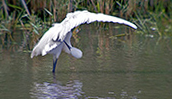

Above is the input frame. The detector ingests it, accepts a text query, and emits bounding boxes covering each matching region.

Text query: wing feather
[55,10,137,41]
[31,24,62,58]
[31,10,137,58]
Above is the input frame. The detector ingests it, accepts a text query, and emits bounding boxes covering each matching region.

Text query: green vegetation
[0,0,172,50]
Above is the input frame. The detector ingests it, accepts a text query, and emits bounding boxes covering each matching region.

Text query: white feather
[31,10,137,59]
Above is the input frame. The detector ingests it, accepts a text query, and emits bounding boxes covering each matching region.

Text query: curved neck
[63,40,71,50]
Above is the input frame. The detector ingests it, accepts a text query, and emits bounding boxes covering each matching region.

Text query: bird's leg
[52,57,58,73]
[64,40,71,50]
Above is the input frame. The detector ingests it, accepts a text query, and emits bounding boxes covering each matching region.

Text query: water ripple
[30,80,84,99]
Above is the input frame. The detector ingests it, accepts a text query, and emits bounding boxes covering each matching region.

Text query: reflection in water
[0,25,172,99]
[30,79,83,99]
[30,78,141,99]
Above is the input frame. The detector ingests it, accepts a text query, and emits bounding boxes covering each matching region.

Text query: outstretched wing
[31,24,63,58]
[31,10,137,58]
[53,10,137,41]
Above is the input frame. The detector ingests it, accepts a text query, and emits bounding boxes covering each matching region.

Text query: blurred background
[1,0,171,50]
[0,0,172,99]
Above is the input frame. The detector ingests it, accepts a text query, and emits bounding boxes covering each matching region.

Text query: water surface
[0,24,172,99]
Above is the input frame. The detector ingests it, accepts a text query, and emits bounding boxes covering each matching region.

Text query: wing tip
[30,46,42,58]
[132,24,137,29]
[30,51,34,58]
[30,49,37,58]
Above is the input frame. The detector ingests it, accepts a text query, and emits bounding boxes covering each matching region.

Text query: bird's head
[71,47,82,59]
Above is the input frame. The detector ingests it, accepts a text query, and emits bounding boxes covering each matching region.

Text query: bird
[31,10,137,73]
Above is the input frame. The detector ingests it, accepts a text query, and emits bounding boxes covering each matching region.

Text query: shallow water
[0,24,172,99]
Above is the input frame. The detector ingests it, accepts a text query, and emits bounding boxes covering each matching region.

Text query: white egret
[31,10,137,73]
